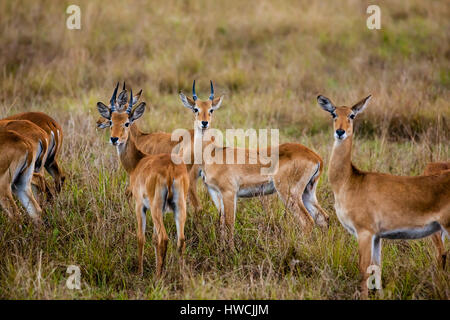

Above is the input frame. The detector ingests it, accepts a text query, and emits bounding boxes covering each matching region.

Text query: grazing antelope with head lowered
[423,162,450,269]
[0,119,50,200]
[317,94,450,298]
[96,83,202,213]
[4,112,65,193]
[97,84,189,277]
[179,81,329,247]
[0,127,42,225]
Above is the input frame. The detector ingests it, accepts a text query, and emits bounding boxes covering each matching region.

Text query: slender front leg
[357,230,375,299]
[222,191,237,250]
[135,201,146,276]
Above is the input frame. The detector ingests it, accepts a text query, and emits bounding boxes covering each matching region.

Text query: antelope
[0,119,50,199]
[0,126,42,225]
[4,112,65,193]
[96,83,202,213]
[179,81,329,248]
[96,84,189,277]
[423,162,450,269]
[317,94,450,298]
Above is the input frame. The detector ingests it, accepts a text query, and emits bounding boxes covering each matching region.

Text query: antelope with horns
[0,126,42,225]
[317,94,450,298]
[0,119,50,200]
[4,112,65,193]
[423,161,450,269]
[97,84,189,277]
[179,81,329,247]
[97,82,202,214]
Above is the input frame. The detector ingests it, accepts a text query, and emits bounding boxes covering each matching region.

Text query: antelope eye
[209,109,214,114]
[124,122,130,127]
[109,120,112,125]
[193,108,199,113]
[331,113,337,119]
[349,114,355,120]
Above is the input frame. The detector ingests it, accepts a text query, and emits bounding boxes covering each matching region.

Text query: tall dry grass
[0,0,448,299]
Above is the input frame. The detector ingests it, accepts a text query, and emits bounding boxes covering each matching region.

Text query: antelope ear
[96,117,111,129]
[352,95,372,114]
[97,102,111,119]
[317,95,336,114]
[211,95,224,110]
[129,102,146,122]
[179,92,195,109]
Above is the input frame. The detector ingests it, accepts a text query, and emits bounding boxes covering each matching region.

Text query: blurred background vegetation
[0,0,448,299]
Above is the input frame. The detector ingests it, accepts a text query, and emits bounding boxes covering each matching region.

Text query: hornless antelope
[423,162,450,269]
[4,112,65,193]
[317,94,450,298]
[179,81,329,247]
[97,83,202,213]
[0,119,50,199]
[97,84,189,277]
[0,127,42,224]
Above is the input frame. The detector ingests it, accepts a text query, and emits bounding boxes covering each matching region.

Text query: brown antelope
[0,127,42,224]
[179,81,329,247]
[317,94,450,298]
[97,83,202,213]
[97,84,189,277]
[0,119,50,199]
[4,112,65,193]
[423,162,450,269]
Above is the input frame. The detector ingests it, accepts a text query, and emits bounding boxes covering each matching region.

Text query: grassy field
[0,0,448,299]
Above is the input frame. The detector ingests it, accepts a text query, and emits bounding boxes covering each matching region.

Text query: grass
[0,0,448,299]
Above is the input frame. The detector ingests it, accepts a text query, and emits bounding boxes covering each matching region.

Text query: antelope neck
[117,130,146,174]
[194,126,214,166]
[329,135,354,191]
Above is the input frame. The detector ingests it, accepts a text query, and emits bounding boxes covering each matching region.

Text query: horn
[132,89,142,105]
[192,80,198,101]
[209,80,214,100]
[126,88,133,114]
[110,82,119,112]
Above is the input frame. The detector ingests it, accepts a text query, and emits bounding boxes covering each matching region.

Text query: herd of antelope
[0,81,448,298]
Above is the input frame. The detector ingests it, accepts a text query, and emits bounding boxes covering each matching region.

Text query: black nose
[110,137,119,144]
[336,129,345,137]
[201,121,209,128]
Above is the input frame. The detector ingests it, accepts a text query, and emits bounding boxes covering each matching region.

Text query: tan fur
[0,127,42,224]
[318,95,450,299]
[0,119,53,201]
[99,97,189,277]
[180,88,329,248]
[4,112,65,193]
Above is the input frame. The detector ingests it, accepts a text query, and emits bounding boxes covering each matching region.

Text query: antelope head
[179,80,224,133]
[96,82,142,129]
[317,94,372,141]
[97,83,146,146]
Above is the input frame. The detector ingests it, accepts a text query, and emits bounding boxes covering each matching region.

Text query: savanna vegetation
[0,0,448,299]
